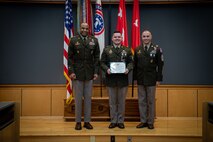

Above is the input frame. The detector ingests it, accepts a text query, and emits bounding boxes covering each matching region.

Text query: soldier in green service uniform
[134,30,164,129]
[101,31,133,129]
[68,23,100,130]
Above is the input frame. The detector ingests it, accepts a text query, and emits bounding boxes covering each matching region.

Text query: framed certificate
[110,62,126,73]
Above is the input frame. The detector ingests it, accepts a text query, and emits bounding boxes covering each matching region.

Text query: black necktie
[144,46,148,51]
[115,46,118,50]
[83,37,86,44]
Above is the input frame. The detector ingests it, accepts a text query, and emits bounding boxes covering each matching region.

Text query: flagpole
[100,70,103,97]
[132,71,134,97]
[64,0,74,104]
[131,0,141,98]
[94,0,105,97]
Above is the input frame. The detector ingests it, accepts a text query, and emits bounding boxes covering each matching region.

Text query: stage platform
[20,116,202,142]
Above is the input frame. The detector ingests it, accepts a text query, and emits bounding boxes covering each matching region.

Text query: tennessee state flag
[94,0,105,56]
[116,0,128,46]
[131,0,141,52]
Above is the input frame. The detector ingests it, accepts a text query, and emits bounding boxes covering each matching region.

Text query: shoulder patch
[160,48,163,53]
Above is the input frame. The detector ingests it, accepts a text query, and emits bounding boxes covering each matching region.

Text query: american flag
[64,0,74,104]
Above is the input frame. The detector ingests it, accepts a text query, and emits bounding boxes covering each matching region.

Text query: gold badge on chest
[89,39,95,45]
[137,50,141,54]
[75,41,80,46]
[109,49,112,54]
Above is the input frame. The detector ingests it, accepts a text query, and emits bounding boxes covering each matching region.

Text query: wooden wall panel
[156,89,168,117]
[197,89,213,117]
[0,88,22,102]
[168,89,197,117]
[22,88,51,116]
[127,86,138,98]
[0,85,213,117]
[0,88,22,114]
[93,86,108,98]
[93,86,138,98]
[52,89,66,116]
[93,86,101,97]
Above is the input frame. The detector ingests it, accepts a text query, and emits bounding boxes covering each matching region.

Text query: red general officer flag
[116,0,128,46]
[131,0,141,52]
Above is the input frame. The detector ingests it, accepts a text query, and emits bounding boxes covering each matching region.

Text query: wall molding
[0,0,212,5]
[1,84,213,117]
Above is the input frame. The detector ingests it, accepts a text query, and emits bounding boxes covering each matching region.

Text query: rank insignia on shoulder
[75,42,80,46]
[160,48,163,53]
[161,55,164,61]
[137,50,141,54]
[121,50,127,55]
[153,44,158,49]
[89,41,95,45]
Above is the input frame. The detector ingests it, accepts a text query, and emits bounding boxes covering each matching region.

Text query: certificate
[110,62,126,73]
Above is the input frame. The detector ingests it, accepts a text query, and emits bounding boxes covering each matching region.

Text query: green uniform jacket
[134,43,164,86]
[101,45,133,87]
[68,34,100,81]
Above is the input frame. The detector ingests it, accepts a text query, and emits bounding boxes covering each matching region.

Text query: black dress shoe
[148,124,154,129]
[83,122,93,129]
[75,122,82,130]
[108,123,117,129]
[117,123,125,129]
[136,122,148,128]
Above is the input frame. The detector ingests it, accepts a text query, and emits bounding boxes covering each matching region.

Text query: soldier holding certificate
[101,31,133,129]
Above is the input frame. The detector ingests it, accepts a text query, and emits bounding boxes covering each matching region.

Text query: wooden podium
[64,97,140,121]
[0,102,19,142]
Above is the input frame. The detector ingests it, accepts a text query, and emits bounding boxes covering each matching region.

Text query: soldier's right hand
[107,69,111,75]
[70,73,76,80]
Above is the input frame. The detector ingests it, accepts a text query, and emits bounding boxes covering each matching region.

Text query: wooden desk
[64,98,140,121]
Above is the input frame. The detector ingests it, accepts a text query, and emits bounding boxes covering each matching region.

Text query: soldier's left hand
[124,69,129,74]
[93,74,98,80]
[156,81,160,86]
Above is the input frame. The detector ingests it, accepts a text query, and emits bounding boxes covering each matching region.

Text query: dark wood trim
[0,84,213,88]
[64,98,140,121]
[0,0,213,5]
